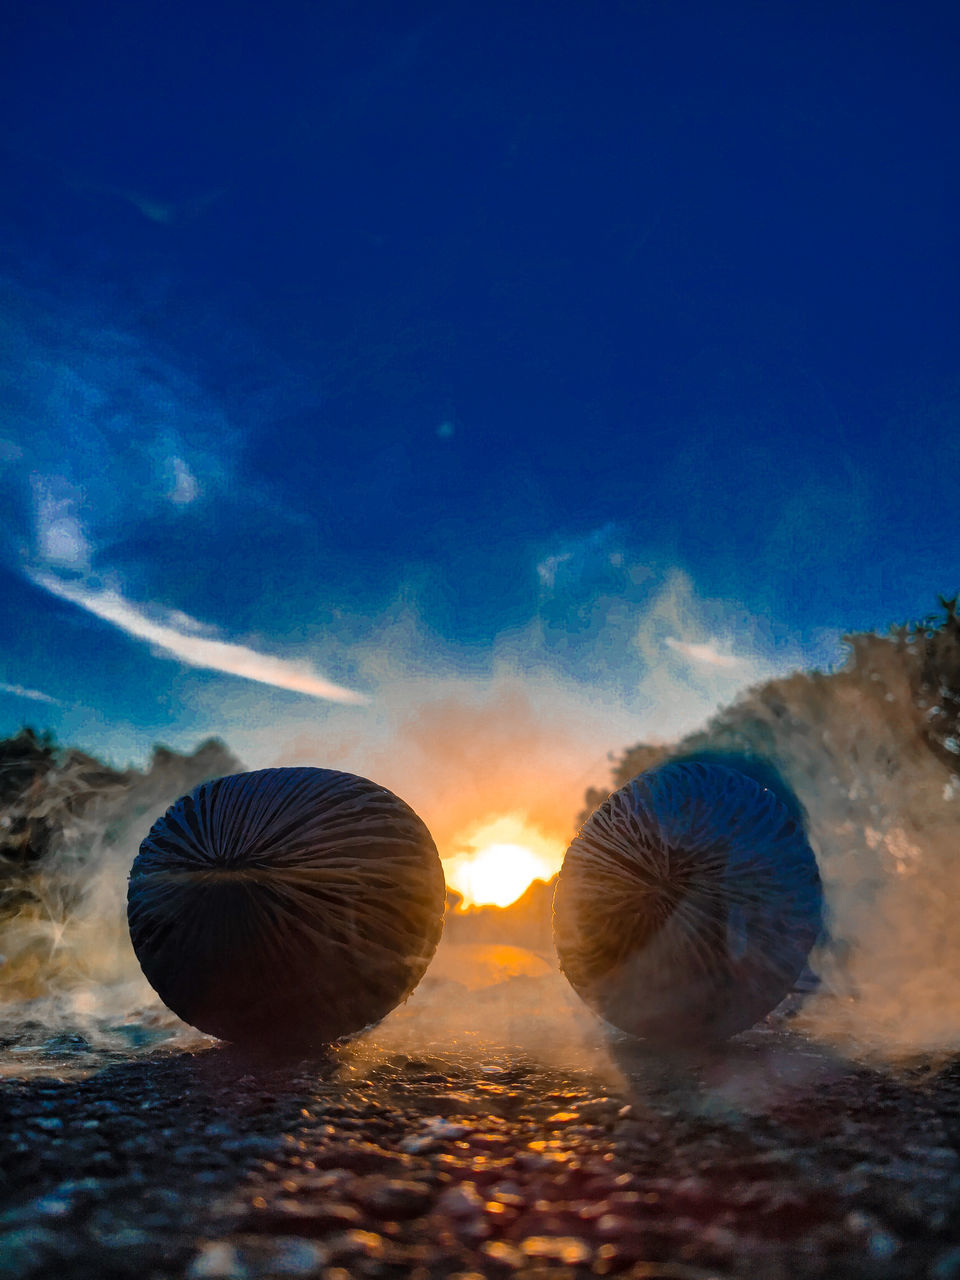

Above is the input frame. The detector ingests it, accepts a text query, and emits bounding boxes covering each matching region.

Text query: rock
[520,1235,593,1264]
[260,1238,328,1275]
[186,1242,250,1279]
[931,1246,960,1280]
[350,1178,434,1218]
[0,1227,76,1278]
[242,1199,362,1235]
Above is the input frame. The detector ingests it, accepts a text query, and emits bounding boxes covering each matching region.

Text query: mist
[3,591,959,1077]
[0,567,798,1067]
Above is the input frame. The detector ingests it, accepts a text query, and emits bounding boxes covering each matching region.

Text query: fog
[1,584,959,1075]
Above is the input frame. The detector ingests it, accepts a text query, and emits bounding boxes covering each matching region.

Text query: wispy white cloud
[0,679,64,706]
[32,477,92,570]
[167,456,200,505]
[30,572,368,705]
[1,285,241,575]
[536,551,572,589]
[664,635,749,670]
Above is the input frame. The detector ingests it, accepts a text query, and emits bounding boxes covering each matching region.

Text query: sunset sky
[1,1,957,859]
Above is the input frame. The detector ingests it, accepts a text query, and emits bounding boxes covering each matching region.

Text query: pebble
[481,1239,525,1268]
[262,1238,328,1275]
[243,1199,362,1235]
[931,1246,960,1280]
[324,1229,386,1262]
[350,1177,434,1218]
[186,1242,250,1279]
[521,1235,593,1264]
[28,1195,72,1218]
[414,1091,477,1116]
[0,1227,76,1278]
[437,1183,485,1217]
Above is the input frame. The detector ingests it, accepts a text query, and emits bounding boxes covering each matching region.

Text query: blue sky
[0,0,957,838]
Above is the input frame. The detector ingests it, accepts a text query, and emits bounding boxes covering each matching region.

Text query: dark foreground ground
[2,1011,960,1280]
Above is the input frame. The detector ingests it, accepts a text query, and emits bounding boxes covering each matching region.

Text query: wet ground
[2,1005,960,1280]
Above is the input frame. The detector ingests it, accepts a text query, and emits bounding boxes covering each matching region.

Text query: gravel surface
[2,1013,960,1280]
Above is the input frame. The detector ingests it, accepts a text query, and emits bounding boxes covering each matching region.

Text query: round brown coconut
[128,767,446,1046]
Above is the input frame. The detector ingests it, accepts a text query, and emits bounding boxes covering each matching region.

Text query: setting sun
[458,843,550,908]
[444,816,565,908]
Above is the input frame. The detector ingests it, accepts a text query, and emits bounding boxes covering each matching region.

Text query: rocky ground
[2,1008,960,1280]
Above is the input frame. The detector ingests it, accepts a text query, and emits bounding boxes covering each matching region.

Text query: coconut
[128,767,445,1046]
[553,759,823,1044]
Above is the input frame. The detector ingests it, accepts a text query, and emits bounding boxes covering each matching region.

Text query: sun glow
[444,816,565,908]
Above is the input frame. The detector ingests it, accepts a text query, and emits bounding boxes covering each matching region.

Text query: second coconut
[553,758,823,1045]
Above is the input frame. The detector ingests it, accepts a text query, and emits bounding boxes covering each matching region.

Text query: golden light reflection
[426,942,553,989]
[444,815,565,908]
